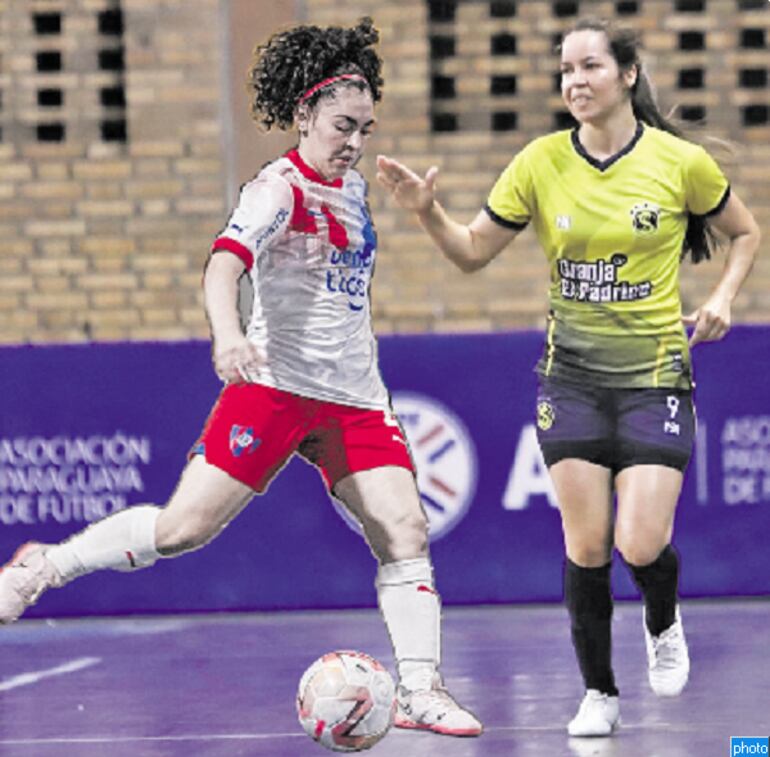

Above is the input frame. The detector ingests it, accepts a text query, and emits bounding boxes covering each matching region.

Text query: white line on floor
[0,722,698,747]
[0,734,306,745]
[0,656,101,692]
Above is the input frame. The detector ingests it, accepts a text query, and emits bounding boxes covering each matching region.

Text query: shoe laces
[405,684,459,720]
[578,690,607,714]
[651,624,685,668]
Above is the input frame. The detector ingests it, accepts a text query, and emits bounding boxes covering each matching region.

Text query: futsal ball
[296,650,397,752]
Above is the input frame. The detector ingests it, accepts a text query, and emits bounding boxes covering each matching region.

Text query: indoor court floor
[1,601,767,757]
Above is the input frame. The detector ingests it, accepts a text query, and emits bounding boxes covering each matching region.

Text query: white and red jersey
[211,149,389,410]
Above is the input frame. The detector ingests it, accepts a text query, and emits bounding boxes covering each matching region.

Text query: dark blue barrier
[1,326,768,617]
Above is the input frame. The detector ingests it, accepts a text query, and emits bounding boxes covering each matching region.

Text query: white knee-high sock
[45,505,161,583]
[377,557,441,691]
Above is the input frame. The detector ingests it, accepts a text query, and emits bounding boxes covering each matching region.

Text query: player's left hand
[682,294,731,347]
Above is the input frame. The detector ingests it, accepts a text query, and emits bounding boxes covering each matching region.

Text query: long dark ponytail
[564,18,721,263]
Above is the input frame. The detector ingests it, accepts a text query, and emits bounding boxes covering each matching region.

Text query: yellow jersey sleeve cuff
[704,185,731,217]
[484,203,529,231]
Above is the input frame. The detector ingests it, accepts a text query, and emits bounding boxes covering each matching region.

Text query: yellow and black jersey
[486,122,729,389]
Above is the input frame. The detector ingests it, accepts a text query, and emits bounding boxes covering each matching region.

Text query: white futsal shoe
[0,543,62,624]
[567,689,620,737]
[644,606,690,697]
[395,673,483,736]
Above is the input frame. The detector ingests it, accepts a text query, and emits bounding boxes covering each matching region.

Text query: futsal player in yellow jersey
[378,17,760,738]
[487,123,729,390]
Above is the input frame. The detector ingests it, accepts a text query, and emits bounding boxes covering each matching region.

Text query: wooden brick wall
[353,0,770,333]
[0,0,224,343]
[1,0,767,343]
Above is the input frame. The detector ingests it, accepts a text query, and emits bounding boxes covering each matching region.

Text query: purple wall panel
[1,327,768,617]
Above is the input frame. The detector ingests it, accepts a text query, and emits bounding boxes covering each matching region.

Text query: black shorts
[535,376,695,473]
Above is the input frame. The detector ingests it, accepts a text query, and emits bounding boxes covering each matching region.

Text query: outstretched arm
[683,192,761,347]
[376,155,519,273]
[203,252,264,383]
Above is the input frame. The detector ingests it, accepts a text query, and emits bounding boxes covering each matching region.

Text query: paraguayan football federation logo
[392,392,478,542]
[629,202,661,235]
[330,393,477,542]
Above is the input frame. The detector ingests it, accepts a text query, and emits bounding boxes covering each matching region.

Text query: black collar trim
[571,121,644,172]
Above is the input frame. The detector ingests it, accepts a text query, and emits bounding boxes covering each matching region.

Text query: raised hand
[376,155,439,213]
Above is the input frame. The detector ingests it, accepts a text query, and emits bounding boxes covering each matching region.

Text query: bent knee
[371,513,428,562]
[564,531,612,567]
[616,542,667,567]
[614,528,669,566]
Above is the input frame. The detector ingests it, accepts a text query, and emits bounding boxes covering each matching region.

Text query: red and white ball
[297,650,396,752]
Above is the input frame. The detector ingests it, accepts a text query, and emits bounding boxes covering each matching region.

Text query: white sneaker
[644,606,689,696]
[567,689,620,737]
[0,543,62,624]
[395,674,482,736]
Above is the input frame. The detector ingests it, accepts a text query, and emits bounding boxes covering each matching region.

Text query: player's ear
[295,104,310,138]
[624,63,639,92]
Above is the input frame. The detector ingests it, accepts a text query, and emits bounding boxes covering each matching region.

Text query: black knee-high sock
[565,559,618,696]
[626,545,680,636]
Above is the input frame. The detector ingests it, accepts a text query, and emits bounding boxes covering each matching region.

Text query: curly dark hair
[248,17,384,132]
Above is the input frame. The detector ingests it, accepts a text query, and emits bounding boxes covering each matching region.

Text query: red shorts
[192,383,414,492]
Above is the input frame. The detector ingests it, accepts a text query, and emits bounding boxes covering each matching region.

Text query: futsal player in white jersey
[0,18,481,737]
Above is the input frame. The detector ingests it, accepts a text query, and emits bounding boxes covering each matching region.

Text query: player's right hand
[213,335,264,384]
[376,155,438,214]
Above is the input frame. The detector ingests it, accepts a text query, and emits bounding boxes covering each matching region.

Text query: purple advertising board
[1,326,768,618]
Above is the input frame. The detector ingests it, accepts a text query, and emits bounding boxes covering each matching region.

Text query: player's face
[560,30,636,125]
[299,88,376,181]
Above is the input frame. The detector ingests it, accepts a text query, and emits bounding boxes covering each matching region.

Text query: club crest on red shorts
[229,425,261,457]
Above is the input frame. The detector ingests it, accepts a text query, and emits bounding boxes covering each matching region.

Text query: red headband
[297,74,367,105]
